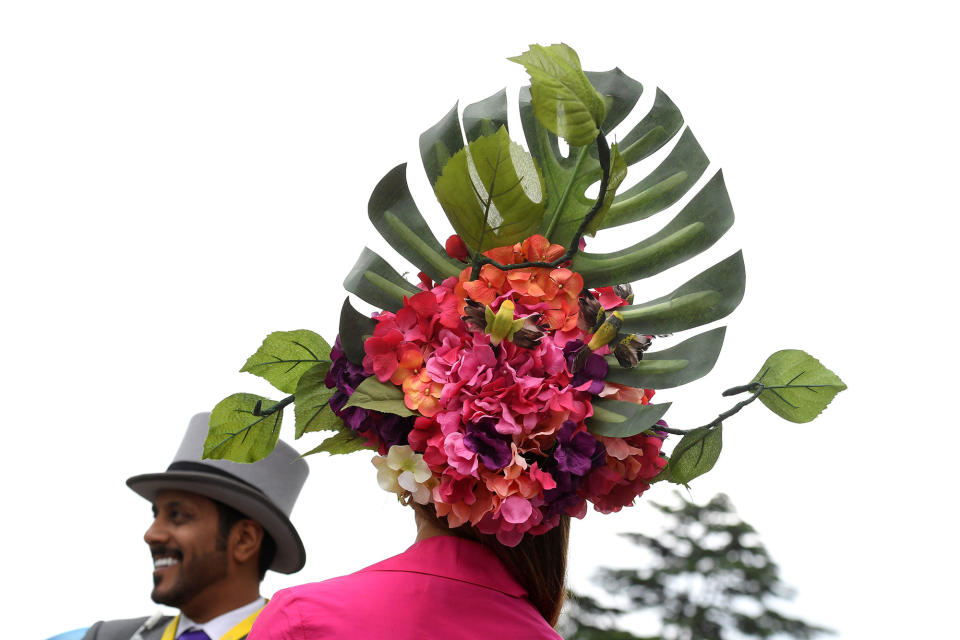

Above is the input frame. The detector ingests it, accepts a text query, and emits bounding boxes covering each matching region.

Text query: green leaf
[751,350,847,423]
[338,297,375,365]
[419,103,464,186]
[589,128,709,231]
[433,126,546,252]
[605,327,726,389]
[618,252,746,335]
[659,425,722,485]
[345,376,417,417]
[343,247,421,312]
[205,393,283,463]
[523,80,687,247]
[463,88,509,142]
[546,128,710,245]
[583,142,628,236]
[241,330,331,394]
[293,363,341,438]
[587,398,671,438]
[368,164,464,282]
[509,43,606,147]
[301,427,370,457]
[573,171,735,287]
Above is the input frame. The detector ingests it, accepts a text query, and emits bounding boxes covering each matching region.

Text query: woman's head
[413,503,570,626]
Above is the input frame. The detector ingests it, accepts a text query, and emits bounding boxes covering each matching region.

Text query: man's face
[144,490,229,610]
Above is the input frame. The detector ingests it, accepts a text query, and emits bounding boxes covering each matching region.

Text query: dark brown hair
[414,503,570,626]
[214,501,277,580]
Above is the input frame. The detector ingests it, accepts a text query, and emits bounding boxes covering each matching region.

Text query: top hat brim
[127,469,306,574]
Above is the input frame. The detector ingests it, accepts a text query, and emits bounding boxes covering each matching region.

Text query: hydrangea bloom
[326,234,668,545]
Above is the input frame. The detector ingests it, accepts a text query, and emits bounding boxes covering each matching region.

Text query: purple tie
[178,630,211,640]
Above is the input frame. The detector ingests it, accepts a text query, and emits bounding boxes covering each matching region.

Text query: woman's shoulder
[250,540,562,639]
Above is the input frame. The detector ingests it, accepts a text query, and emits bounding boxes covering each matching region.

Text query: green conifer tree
[561,493,832,640]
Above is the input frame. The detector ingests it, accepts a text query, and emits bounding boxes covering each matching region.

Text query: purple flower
[326,337,367,396]
[540,423,606,520]
[327,335,414,448]
[562,340,608,394]
[373,413,412,449]
[554,420,604,475]
[464,418,513,470]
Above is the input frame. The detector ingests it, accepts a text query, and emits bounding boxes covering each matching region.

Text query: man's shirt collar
[176,597,266,640]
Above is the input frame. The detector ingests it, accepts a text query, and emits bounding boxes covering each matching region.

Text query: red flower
[362,325,404,382]
[445,235,469,261]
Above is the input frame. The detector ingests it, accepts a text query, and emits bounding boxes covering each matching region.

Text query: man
[83,413,309,640]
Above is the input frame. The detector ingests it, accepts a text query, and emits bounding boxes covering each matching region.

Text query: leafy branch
[655,350,846,485]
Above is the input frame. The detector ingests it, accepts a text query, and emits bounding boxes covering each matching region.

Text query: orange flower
[485,242,524,266]
[521,235,564,262]
[402,369,443,417]
[459,263,507,306]
[389,342,424,386]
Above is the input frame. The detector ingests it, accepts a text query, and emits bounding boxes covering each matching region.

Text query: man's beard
[150,546,229,609]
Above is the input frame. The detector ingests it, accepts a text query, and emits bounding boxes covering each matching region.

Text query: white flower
[371,445,434,505]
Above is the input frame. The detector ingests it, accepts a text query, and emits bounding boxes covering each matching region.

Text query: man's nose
[144,517,166,545]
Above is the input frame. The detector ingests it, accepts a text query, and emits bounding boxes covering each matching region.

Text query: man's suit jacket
[82,616,172,640]
[81,615,256,640]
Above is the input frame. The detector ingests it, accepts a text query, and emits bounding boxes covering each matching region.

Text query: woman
[249,505,568,639]
[246,240,666,639]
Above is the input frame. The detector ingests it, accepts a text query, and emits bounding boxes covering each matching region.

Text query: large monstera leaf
[344,51,744,439]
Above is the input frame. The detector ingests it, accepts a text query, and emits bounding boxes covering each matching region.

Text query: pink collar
[358,535,527,598]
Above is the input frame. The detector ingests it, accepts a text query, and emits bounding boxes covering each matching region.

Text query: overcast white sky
[3,2,957,638]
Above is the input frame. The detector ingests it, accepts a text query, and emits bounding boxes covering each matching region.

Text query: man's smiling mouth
[152,550,183,570]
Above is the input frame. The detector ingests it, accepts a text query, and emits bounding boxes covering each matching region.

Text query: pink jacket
[249,535,562,639]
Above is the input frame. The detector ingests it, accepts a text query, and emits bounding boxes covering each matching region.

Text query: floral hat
[202,44,845,546]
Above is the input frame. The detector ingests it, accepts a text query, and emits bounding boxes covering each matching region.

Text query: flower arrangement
[202,44,845,546]
[329,233,669,545]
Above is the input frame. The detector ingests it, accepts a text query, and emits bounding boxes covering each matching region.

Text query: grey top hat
[127,413,309,574]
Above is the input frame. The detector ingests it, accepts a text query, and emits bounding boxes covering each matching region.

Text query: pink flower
[443,432,479,476]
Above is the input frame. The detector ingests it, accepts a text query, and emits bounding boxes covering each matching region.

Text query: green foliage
[420,104,463,187]
[572,171,735,286]
[605,327,726,390]
[752,350,847,423]
[463,88,508,141]
[345,376,417,417]
[525,85,702,248]
[657,426,722,485]
[205,393,282,463]
[241,330,331,394]
[343,247,421,312]
[587,398,671,438]
[561,493,833,640]
[338,297,376,365]
[434,126,546,252]
[301,426,370,457]
[617,252,746,335]
[368,164,464,282]
[583,143,627,237]
[509,43,606,147]
[293,363,341,438]
[357,44,741,388]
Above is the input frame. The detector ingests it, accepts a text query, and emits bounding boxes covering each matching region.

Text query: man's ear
[230,520,264,565]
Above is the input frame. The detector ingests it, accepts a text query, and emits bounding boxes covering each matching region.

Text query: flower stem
[253,394,295,417]
[658,385,765,436]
